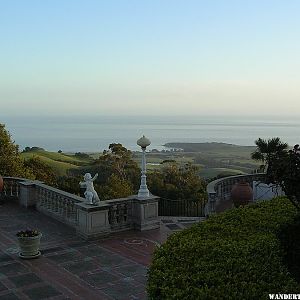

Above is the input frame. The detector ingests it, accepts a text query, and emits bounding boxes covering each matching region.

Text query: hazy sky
[1,0,300,116]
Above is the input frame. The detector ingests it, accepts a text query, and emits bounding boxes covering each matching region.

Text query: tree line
[0,124,207,204]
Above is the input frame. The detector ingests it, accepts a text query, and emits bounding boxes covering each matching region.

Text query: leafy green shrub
[148,197,299,299]
[279,216,300,283]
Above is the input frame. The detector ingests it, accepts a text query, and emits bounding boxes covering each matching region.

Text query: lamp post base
[138,188,150,198]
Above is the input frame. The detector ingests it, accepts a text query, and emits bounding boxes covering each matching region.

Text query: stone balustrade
[106,197,132,231]
[1,177,25,200]
[205,173,266,216]
[36,183,84,227]
[1,177,160,240]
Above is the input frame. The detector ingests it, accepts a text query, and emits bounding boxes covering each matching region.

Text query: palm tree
[251,137,289,172]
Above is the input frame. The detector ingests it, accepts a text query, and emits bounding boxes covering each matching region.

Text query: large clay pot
[0,175,3,192]
[231,182,253,207]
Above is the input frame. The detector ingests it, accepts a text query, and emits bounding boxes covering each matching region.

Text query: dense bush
[148,197,300,299]
[280,216,300,283]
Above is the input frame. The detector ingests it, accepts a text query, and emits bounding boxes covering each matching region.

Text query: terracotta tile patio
[0,203,203,299]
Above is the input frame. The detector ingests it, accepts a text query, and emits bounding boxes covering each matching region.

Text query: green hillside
[20,143,259,179]
[21,150,91,176]
[199,167,246,178]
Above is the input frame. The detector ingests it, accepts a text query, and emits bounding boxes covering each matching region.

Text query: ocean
[1,115,299,152]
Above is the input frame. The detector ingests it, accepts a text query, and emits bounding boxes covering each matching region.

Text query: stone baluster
[122,203,128,223]
[69,200,75,221]
[43,190,47,209]
[58,196,63,215]
[63,199,68,218]
[39,188,43,207]
[43,190,48,209]
[50,192,55,212]
[118,204,125,224]
[65,199,70,219]
[208,192,216,214]
[46,190,51,210]
[72,201,78,223]
[9,180,13,196]
[109,205,117,225]
[54,194,59,213]
[42,189,47,207]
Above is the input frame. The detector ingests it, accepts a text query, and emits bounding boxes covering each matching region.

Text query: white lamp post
[137,135,151,198]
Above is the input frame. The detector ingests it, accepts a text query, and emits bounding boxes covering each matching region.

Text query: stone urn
[17,232,42,259]
[0,175,3,192]
[231,181,253,207]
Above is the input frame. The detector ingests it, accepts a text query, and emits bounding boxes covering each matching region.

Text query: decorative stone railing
[1,177,25,200]
[106,197,132,232]
[1,177,160,240]
[35,183,84,227]
[205,173,266,215]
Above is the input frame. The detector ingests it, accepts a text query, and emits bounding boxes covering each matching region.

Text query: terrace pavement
[0,203,203,300]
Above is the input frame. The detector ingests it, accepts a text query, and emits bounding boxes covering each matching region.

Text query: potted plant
[16,229,42,259]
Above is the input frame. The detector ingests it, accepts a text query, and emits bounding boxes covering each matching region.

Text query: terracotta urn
[231,181,253,207]
[0,175,3,192]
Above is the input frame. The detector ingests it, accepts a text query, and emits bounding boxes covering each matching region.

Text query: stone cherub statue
[79,173,100,205]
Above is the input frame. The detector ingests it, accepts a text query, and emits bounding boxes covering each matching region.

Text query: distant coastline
[163,142,256,152]
[1,115,299,152]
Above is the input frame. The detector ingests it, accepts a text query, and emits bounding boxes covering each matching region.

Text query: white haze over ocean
[1,115,299,153]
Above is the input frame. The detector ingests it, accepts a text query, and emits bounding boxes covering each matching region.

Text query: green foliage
[57,175,82,195]
[75,152,91,159]
[90,143,139,186]
[148,162,206,202]
[251,137,288,171]
[252,137,300,210]
[24,156,57,186]
[280,216,300,283]
[277,145,300,209]
[21,150,92,176]
[161,159,176,164]
[23,146,45,152]
[264,144,300,210]
[72,143,140,200]
[97,174,133,200]
[0,124,31,178]
[148,197,299,299]
[16,229,40,237]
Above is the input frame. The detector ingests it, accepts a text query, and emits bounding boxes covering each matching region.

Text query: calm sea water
[1,115,300,152]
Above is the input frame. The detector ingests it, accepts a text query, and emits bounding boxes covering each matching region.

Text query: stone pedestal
[206,192,216,216]
[130,196,160,231]
[19,181,40,208]
[76,203,111,240]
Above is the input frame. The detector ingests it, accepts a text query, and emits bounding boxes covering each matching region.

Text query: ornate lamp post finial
[137,135,151,198]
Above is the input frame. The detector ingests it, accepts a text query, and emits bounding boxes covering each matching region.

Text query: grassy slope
[20,143,258,179]
[146,143,259,178]
[20,151,91,176]
[199,167,246,178]
[22,151,90,163]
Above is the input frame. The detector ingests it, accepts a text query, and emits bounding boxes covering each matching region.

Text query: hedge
[148,197,300,299]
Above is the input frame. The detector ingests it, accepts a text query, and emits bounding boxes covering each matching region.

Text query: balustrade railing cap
[3,176,28,181]
[19,180,44,186]
[206,173,266,194]
[75,202,110,211]
[130,195,160,202]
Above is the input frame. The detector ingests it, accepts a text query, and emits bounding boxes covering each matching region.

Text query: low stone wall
[2,177,160,240]
[205,173,266,215]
